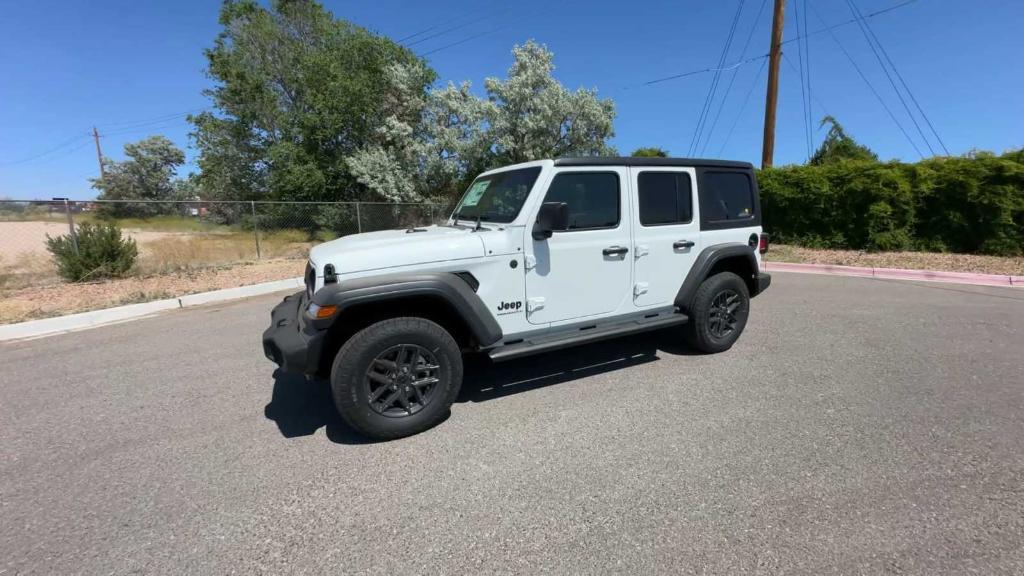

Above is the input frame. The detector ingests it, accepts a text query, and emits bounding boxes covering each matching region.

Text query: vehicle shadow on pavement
[263,370,375,445]
[263,329,696,443]
[457,328,698,403]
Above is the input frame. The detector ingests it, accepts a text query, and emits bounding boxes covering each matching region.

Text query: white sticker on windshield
[461,180,490,207]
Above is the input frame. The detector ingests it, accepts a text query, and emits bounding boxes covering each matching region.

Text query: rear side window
[638,172,693,226]
[700,171,755,223]
[543,172,620,230]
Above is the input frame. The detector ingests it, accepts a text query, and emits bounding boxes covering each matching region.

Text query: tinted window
[452,167,542,223]
[543,172,620,230]
[638,172,693,225]
[700,171,755,222]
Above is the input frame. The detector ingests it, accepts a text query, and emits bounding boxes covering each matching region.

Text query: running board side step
[487,313,688,362]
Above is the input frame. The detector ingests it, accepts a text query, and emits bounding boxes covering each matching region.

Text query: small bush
[46,222,138,282]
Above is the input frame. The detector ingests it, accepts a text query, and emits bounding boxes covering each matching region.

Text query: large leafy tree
[91,136,186,217]
[190,0,433,202]
[810,116,879,165]
[631,147,668,157]
[347,41,618,202]
[485,41,616,164]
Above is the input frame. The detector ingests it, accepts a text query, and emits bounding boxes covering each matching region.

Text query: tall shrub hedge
[756,151,1024,255]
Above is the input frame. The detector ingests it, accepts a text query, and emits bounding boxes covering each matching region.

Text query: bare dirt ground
[0,221,184,259]
[767,244,1024,276]
[0,259,304,324]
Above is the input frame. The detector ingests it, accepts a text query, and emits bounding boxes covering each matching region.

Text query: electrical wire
[846,0,948,155]
[842,0,934,156]
[793,0,811,159]
[689,0,747,157]
[397,3,502,43]
[808,1,923,158]
[700,0,770,156]
[0,133,91,166]
[637,0,918,89]
[717,56,769,156]
[420,3,557,57]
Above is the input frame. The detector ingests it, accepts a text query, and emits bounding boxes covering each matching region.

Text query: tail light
[758,233,769,254]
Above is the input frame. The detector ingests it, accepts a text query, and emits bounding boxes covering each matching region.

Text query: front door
[629,166,702,307]
[525,168,632,325]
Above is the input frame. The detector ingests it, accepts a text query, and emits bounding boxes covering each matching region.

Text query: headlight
[307,302,338,319]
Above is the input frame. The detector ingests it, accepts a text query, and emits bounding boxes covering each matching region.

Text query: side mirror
[532,202,569,240]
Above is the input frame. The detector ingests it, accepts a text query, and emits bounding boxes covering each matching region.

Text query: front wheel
[331,317,463,440]
[682,271,750,353]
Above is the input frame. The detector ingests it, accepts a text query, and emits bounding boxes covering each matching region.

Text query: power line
[802,0,814,159]
[718,56,769,156]
[847,0,949,155]
[700,0,770,156]
[420,3,556,57]
[636,0,918,89]
[396,4,502,43]
[807,1,924,158]
[842,0,934,156]
[689,0,747,157]
[0,133,91,166]
[406,10,508,48]
[793,0,811,159]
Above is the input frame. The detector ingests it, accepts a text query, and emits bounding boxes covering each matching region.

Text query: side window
[638,172,693,226]
[700,171,755,222]
[543,172,620,230]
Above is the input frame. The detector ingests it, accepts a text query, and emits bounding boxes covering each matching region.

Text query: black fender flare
[674,243,759,313]
[310,272,503,347]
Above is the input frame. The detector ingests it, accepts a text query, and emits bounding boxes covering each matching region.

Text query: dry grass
[767,244,1024,276]
[0,258,305,324]
[137,230,314,274]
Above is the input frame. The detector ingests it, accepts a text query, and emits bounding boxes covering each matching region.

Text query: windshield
[451,166,542,224]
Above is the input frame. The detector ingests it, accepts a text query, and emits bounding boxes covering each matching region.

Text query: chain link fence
[0,199,451,296]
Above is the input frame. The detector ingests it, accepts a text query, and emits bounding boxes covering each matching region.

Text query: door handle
[602,246,629,256]
[673,239,695,249]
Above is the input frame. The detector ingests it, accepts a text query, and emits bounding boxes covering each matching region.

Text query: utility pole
[761,0,786,168]
[92,126,105,178]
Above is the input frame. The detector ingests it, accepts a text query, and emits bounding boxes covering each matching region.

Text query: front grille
[304,262,315,299]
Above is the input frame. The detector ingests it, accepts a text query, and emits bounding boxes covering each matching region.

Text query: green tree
[810,116,879,165]
[190,0,433,203]
[91,136,186,217]
[346,41,618,203]
[485,41,616,164]
[631,147,668,157]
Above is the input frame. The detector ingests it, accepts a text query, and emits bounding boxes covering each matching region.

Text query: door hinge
[634,244,649,259]
[524,254,537,271]
[633,282,649,298]
[526,297,546,313]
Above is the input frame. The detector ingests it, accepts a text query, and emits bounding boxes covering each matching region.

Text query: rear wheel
[331,317,463,440]
[682,271,750,353]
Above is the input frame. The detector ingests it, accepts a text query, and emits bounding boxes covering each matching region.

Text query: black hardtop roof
[554,156,753,169]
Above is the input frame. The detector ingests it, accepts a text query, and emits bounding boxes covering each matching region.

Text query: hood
[308,225,486,275]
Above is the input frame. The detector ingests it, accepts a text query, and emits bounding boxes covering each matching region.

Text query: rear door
[629,166,701,307]
[525,167,631,324]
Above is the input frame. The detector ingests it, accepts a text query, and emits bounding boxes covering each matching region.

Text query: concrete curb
[0,277,303,343]
[764,261,1023,288]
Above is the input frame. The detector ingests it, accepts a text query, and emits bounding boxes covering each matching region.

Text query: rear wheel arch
[674,243,759,313]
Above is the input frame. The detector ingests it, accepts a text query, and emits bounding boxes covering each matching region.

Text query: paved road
[2,273,1023,575]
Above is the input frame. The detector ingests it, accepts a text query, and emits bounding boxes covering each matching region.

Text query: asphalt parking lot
[1,272,1022,575]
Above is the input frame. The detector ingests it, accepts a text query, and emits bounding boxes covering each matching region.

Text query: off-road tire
[331,317,463,440]
[682,271,750,353]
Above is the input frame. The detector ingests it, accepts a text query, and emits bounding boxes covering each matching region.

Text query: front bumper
[262,290,325,375]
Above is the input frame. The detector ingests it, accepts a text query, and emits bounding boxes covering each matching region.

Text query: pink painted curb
[763,261,1022,288]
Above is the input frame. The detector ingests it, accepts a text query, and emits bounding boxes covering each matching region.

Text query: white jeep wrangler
[264,157,771,439]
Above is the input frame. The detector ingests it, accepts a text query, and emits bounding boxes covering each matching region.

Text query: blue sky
[1,0,1021,200]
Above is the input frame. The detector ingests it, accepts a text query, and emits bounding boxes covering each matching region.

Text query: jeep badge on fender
[263,157,771,440]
